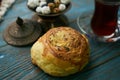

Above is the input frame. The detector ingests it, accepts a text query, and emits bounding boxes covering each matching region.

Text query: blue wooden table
[0,0,120,80]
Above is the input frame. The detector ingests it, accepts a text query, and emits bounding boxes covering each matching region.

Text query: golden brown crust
[31,27,90,76]
[38,27,89,65]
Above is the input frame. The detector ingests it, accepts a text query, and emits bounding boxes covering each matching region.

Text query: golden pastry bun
[31,27,90,77]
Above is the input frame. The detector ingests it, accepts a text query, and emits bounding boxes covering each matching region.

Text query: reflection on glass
[77,0,120,42]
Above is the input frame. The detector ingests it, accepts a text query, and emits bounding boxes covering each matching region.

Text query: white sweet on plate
[59,4,66,11]
[27,0,39,8]
[41,6,51,14]
[36,6,42,13]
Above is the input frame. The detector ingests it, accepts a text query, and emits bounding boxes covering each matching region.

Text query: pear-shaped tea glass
[77,0,120,42]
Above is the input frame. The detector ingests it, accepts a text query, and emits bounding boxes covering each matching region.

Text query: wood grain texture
[0,0,120,80]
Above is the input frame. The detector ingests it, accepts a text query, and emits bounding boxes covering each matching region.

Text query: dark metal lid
[3,17,43,46]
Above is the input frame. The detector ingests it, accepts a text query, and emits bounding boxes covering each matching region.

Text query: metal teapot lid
[3,17,42,46]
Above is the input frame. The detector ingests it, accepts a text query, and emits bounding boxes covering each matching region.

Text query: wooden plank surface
[0,0,120,80]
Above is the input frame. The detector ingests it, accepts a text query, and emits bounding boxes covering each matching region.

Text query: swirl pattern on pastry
[31,27,90,77]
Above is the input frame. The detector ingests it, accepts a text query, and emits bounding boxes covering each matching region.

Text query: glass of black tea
[77,0,120,42]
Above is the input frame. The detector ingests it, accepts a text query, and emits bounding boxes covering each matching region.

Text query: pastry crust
[31,27,90,77]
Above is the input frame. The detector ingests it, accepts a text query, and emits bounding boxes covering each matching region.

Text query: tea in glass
[91,0,120,36]
[77,0,120,42]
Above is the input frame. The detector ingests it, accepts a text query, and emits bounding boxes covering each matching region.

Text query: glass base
[77,12,120,42]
